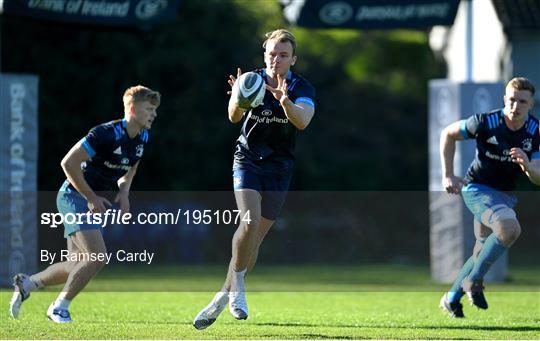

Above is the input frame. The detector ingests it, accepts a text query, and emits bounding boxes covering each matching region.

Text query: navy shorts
[232,168,292,220]
[56,181,103,238]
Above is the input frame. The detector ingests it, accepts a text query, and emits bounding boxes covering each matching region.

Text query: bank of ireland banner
[282,0,460,29]
[0,74,38,287]
[1,0,181,28]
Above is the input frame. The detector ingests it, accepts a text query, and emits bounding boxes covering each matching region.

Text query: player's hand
[510,147,530,172]
[227,68,242,95]
[87,195,111,214]
[115,191,130,215]
[442,175,466,194]
[266,73,288,104]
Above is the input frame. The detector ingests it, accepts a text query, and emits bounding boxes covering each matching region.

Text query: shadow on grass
[255,322,540,332]
[260,333,355,339]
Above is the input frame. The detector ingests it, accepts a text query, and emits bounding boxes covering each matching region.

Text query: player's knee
[92,260,107,274]
[480,205,516,228]
[65,260,78,273]
[474,222,491,241]
[239,218,261,234]
[240,225,258,239]
[85,257,107,273]
[494,220,521,246]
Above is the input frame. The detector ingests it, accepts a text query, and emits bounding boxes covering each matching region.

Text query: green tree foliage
[1,0,445,191]
[287,27,444,190]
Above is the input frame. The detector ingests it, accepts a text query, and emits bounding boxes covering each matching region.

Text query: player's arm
[266,74,314,130]
[227,68,247,123]
[280,99,314,130]
[525,158,540,185]
[510,148,540,185]
[228,99,247,123]
[440,120,468,194]
[117,161,139,193]
[115,161,139,214]
[61,142,111,213]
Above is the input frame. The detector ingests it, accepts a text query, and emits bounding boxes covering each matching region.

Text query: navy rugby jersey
[233,69,315,174]
[72,119,149,191]
[460,109,540,191]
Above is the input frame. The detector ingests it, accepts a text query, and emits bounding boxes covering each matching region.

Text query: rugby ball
[233,72,266,109]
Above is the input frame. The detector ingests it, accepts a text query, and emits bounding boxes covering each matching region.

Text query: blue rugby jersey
[460,108,540,191]
[233,69,315,174]
[73,118,149,191]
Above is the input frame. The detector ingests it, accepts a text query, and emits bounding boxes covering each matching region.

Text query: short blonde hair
[263,29,296,56]
[123,85,161,108]
[507,77,535,96]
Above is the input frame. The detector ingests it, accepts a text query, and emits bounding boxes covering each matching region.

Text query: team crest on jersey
[261,109,272,117]
[522,138,532,152]
[136,144,144,157]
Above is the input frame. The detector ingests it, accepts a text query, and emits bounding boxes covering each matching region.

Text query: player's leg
[461,185,519,309]
[247,217,274,273]
[227,188,262,319]
[228,174,290,319]
[478,217,520,281]
[221,210,274,291]
[60,230,108,299]
[470,216,520,280]
[33,238,81,286]
[9,239,80,319]
[193,217,273,326]
[193,170,262,329]
[47,229,107,323]
[243,171,290,275]
[217,189,264,293]
[193,190,261,329]
[231,189,262,272]
[463,216,520,309]
[215,216,272,304]
[440,220,490,317]
[449,220,490,301]
[10,183,81,320]
[199,216,271,328]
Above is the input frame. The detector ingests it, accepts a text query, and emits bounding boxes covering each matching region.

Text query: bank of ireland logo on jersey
[136,144,144,157]
[522,138,532,152]
[261,109,272,117]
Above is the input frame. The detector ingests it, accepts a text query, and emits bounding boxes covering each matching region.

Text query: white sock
[233,269,247,292]
[54,297,72,310]
[212,291,229,305]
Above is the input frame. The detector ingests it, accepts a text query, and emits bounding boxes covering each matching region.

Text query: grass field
[1,265,539,340]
